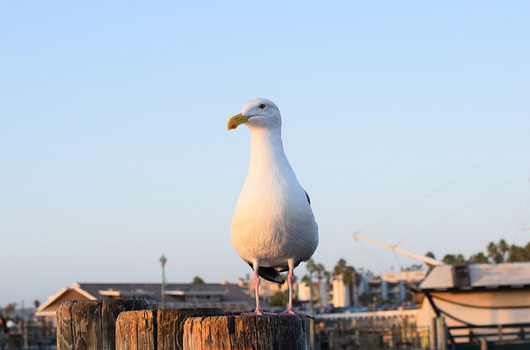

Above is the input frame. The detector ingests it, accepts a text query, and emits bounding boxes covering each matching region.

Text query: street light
[159,254,167,309]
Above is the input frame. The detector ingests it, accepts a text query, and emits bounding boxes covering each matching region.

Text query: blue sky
[1,1,529,305]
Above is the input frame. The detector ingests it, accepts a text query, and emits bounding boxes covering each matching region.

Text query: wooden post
[115,310,156,350]
[56,300,156,350]
[115,308,224,350]
[183,315,310,350]
[157,309,225,350]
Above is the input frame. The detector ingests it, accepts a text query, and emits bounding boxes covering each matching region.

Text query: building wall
[332,277,351,307]
[38,289,91,316]
[416,289,530,328]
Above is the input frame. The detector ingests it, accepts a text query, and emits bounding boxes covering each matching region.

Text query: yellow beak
[227,113,250,130]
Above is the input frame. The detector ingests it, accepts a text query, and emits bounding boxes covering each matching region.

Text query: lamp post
[159,254,167,309]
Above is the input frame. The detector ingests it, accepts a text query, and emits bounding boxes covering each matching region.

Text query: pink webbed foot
[280,310,314,319]
[241,309,276,316]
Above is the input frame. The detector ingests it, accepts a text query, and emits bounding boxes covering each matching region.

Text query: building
[416,262,530,346]
[333,270,428,307]
[35,281,256,324]
[380,270,427,302]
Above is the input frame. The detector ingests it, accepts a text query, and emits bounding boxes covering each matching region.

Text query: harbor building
[35,281,255,325]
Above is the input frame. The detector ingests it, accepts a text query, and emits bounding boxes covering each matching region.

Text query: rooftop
[419,262,530,291]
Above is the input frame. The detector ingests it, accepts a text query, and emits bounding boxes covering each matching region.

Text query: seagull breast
[230,125,318,268]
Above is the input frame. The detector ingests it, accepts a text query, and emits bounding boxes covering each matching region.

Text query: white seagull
[227,98,319,315]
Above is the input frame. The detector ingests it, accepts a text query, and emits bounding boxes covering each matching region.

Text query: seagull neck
[249,129,289,172]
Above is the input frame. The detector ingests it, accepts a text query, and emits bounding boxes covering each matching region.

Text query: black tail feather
[247,262,285,284]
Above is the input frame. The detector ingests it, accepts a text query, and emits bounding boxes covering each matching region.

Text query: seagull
[227,98,319,315]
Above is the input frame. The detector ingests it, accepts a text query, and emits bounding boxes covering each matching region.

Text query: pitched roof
[419,262,530,291]
[36,281,256,316]
[76,282,253,303]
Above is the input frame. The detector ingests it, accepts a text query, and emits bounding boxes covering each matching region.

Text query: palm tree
[333,258,347,279]
[334,258,356,306]
[192,276,205,284]
[469,252,488,264]
[306,259,317,275]
[498,239,509,260]
[303,260,317,317]
[315,263,328,309]
[487,242,503,263]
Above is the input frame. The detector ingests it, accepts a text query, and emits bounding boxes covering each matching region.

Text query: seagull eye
[259,103,266,109]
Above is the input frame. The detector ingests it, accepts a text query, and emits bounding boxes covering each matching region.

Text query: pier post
[115,308,224,350]
[182,315,310,350]
[56,300,156,350]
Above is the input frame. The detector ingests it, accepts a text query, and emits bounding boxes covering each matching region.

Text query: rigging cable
[356,239,389,275]
[357,131,530,233]
[392,250,404,270]
[512,179,530,242]
[393,167,530,246]
[504,180,530,241]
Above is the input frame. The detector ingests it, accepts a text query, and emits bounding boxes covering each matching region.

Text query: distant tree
[507,244,530,262]
[498,239,509,259]
[334,259,354,285]
[192,276,205,284]
[33,300,40,309]
[425,251,436,260]
[334,258,360,306]
[436,240,529,265]
[402,264,423,271]
[306,259,317,277]
[442,254,466,265]
[487,242,504,263]
[357,267,374,280]
[314,263,326,308]
[239,273,250,283]
[269,291,287,307]
[468,252,488,264]
[358,292,374,306]
[4,303,16,318]
[301,275,311,286]
[324,270,331,288]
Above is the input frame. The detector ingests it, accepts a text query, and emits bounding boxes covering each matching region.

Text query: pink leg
[242,262,274,316]
[281,260,313,319]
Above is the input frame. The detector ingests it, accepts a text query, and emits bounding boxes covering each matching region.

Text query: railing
[448,323,530,348]
[315,310,429,349]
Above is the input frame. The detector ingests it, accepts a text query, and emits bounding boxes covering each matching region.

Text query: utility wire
[393,167,530,246]
[357,132,530,233]
[512,180,530,243]
[504,180,530,242]
[392,251,404,271]
[356,240,389,274]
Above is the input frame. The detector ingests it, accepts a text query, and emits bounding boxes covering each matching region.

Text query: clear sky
[1,1,529,306]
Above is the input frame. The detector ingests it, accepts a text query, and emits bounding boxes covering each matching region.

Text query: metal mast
[353,233,444,267]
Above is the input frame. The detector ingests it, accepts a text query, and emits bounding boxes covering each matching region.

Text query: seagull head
[227,98,281,131]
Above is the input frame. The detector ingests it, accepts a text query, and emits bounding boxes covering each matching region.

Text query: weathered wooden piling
[115,308,225,350]
[183,315,310,350]
[56,299,157,350]
[115,310,157,350]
